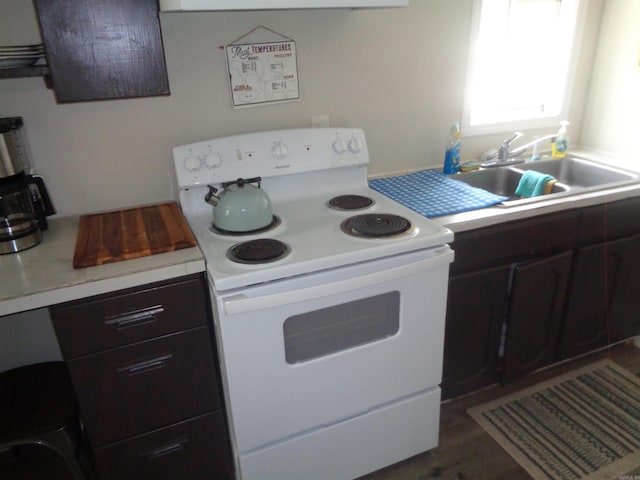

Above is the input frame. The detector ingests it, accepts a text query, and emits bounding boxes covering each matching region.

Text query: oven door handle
[223,246,453,314]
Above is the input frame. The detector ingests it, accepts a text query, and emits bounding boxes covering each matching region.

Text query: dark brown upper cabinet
[33,0,169,103]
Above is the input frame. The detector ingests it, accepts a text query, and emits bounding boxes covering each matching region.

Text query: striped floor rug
[468,359,640,480]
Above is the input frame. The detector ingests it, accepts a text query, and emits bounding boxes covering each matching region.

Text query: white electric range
[173,128,453,480]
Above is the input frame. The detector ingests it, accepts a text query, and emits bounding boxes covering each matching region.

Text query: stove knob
[184,155,202,172]
[272,141,289,160]
[204,151,222,169]
[348,137,362,153]
[332,138,347,154]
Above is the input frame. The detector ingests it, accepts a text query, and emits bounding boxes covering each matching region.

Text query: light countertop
[2,149,638,316]
[0,215,205,317]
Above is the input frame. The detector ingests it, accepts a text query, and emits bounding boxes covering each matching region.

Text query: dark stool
[0,361,88,480]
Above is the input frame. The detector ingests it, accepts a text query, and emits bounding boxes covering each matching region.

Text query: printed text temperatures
[229,43,292,60]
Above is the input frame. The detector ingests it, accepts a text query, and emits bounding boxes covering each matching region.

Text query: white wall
[0,0,624,218]
[580,0,640,168]
[0,309,62,371]
[0,2,465,216]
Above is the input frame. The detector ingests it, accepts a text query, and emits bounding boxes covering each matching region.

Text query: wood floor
[359,340,640,480]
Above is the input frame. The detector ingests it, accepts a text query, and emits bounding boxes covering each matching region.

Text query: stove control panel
[172,128,369,187]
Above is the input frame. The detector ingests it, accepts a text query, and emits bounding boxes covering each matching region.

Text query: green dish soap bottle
[552,121,570,158]
[443,122,461,174]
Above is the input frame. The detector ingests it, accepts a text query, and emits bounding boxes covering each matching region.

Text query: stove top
[172,128,453,291]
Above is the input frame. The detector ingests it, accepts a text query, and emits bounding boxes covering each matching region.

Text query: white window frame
[462,0,588,136]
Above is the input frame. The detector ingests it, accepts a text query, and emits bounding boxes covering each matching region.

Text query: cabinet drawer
[94,412,233,480]
[576,196,640,246]
[51,274,209,357]
[450,210,578,274]
[68,327,220,446]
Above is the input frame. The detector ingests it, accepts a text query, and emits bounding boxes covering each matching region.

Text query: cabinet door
[556,237,634,359]
[34,0,169,102]
[502,251,572,383]
[441,265,510,400]
[610,234,640,342]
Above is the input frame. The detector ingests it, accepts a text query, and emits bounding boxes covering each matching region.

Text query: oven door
[211,246,453,455]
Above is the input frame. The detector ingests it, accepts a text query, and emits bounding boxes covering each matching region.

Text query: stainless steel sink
[453,164,569,202]
[517,157,639,187]
[452,155,639,208]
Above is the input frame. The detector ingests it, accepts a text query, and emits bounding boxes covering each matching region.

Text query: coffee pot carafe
[0,117,56,254]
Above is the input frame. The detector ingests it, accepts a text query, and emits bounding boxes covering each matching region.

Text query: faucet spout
[498,131,524,162]
[508,133,556,157]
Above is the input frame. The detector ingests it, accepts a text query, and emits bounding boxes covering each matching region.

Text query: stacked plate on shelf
[0,44,45,69]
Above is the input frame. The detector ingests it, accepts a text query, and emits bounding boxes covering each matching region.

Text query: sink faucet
[498,131,524,162]
[481,132,556,167]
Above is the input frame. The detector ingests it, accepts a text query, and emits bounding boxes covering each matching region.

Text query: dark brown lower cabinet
[557,238,631,358]
[66,327,219,446]
[442,196,640,400]
[442,266,510,399]
[442,252,572,399]
[610,234,640,342]
[558,233,640,359]
[502,252,572,383]
[50,274,233,480]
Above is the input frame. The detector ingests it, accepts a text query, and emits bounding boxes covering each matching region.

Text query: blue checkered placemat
[369,169,508,218]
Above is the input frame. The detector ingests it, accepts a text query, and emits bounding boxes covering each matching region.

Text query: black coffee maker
[0,117,56,254]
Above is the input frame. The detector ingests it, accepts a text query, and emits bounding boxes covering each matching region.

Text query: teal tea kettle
[205,177,273,233]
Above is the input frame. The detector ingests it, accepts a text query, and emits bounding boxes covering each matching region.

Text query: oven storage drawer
[94,411,233,480]
[239,388,441,480]
[51,274,209,358]
[67,326,221,446]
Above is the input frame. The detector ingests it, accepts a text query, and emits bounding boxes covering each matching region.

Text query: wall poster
[225,26,300,109]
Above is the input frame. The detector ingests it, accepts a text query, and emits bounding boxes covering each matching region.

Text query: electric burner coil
[227,238,290,264]
[327,195,374,211]
[340,213,412,238]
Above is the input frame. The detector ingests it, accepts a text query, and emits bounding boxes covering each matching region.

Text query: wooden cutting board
[73,202,197,269]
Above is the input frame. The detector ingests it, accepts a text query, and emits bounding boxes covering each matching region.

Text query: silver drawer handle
[140,437,189,460]
[104,305,164,329]
[118,353,173,376]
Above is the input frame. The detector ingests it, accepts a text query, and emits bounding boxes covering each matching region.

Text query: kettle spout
[204,185,219,206]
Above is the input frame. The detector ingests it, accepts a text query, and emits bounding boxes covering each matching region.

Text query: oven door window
[283,291,400,364]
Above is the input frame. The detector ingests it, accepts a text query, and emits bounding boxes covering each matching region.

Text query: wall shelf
[0,65,50,79]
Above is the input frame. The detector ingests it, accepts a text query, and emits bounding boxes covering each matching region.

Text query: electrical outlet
[311,115,330,128]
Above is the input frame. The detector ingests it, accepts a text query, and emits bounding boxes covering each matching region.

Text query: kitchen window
[462,0,586,135]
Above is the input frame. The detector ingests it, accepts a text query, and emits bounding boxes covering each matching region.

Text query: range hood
[160,0,408,12]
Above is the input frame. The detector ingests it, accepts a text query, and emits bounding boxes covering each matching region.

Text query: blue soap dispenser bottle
[443,122,461,174]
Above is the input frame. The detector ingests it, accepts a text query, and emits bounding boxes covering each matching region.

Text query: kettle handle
[29,175,56,230]
[222,176,262,188]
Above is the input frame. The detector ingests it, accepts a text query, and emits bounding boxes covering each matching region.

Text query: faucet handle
[498,131,524,162]
[503,131,524,147]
